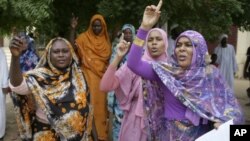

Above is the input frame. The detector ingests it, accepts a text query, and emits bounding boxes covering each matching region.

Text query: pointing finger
[156,0,163,11]
[127,42,131,47]
[119,33,124,42]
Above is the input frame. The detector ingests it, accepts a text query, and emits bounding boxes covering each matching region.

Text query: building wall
[207,26,238,54]
[4,36,10,47]
[206,26,248,79]
[236,30,250,78]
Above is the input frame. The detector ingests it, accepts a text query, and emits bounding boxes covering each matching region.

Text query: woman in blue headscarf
[19,33,40,72]
[107,24,135,141]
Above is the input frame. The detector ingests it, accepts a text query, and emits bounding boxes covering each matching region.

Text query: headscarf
[142,28,168,140]
[116,28,168,139]
[24,37,93,140]
[10,33,39,139]
[142,28,168,62]
[19,35,40,72]
[153,30,244,124]
[110,24,136,66]
[122,24,136,41]
[219,34,228,43]
[108,24,136,114]
[76,14,111,78]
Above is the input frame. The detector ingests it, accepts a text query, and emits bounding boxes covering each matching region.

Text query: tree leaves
[0,0,249,42]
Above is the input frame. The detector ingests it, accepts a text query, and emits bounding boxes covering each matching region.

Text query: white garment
[0,48,8,138]
[214,44,238,90]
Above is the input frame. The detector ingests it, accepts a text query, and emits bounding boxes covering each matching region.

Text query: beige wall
[4,36,10,47]
[236,30,250,78]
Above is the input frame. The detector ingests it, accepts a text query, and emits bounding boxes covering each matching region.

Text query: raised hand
[116,33,131,58]
[9,36,26,57]
[141,0,163,30]
[71,13,78,29]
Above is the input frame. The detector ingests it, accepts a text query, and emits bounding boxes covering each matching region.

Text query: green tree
[0,0,100,43]
[0,0,52,34]
[232,0,250,31]
[0,0,249,43]
[98,0,243,41]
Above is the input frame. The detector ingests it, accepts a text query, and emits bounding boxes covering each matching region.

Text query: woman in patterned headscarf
[9,37,96,140]
[10,32,40,140]
[127,0,244,140]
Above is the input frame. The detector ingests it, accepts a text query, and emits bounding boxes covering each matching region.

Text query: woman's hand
[116,33,130,59]
[9,36,25,87]
[71,14,78,29]
[9,36,26,57]
[140,0,163,30]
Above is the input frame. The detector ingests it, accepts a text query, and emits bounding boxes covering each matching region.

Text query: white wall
[236,30,250,78]
[3,36,10,47]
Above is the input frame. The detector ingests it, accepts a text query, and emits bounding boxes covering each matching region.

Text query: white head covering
[219,34,228,42]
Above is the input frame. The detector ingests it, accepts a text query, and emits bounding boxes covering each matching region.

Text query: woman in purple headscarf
[127,0,244,140]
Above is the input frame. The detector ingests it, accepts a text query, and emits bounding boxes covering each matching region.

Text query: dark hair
[28,33,34,38]
[210,53,217,63]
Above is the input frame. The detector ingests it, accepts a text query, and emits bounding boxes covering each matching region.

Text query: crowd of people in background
[0,0,248,141]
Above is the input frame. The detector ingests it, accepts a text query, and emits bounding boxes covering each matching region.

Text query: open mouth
[150,48,158,53]
[178,55,187,61]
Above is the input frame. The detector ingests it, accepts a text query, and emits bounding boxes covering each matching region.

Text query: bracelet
[133,37,145,47]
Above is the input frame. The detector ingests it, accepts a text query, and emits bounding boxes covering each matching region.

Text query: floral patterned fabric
[152,30,244,124]
[142,80,166,141]
[19,36,39,72]
[14,37,93,141]
[10,35,39,140]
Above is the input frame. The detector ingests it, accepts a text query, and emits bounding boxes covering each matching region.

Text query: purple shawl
[152,30,244,124]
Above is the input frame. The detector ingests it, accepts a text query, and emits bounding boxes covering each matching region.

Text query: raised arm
[9,37,25,86]
[127,0,162,80]
[127,30,157,80]
[100,34,130,91]
[69,15,78,51]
